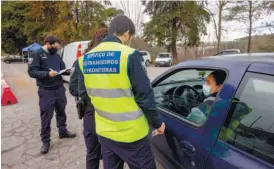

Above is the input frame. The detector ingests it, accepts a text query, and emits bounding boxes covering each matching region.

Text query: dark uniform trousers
[38,86,68,143]
[83,110,101,169]
[98,135,156,169]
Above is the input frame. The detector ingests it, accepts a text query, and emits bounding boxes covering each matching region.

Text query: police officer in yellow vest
[77,15,165,169]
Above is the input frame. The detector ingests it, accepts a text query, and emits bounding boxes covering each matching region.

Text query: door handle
[180,141,196,156]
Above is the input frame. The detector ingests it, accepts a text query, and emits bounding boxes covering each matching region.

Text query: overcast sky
[111,0,274,42]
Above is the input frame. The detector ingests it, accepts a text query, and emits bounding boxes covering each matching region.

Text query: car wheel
[5,60,10,64]
[155,63,158,67]
[169,62,172,67]
[145,60,150,67]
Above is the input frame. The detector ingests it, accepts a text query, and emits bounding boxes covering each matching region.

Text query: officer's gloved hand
[76,98,87,119]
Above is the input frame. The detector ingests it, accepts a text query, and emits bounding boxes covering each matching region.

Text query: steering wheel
[172,85,202,116]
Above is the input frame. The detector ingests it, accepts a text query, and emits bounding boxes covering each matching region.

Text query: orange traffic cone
[1,74,18,106]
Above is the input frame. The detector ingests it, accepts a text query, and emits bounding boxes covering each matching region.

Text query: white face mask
[203,84,211,96]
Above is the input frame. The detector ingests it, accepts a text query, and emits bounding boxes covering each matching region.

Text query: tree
[224,1,265,53]
[24,1,119,45]
[24,1,64,44]
[119,0,144,36]
[142,1,210,63]
[74,1,119,41]
[204,1,228,53]
[216,1,228,53]
[1,1,120,53]
[1,1,30,54]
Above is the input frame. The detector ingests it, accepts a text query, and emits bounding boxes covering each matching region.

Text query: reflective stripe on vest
[86,88,133,98]
[95,107,143,121]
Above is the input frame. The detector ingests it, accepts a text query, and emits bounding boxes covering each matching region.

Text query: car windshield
[158,54,170,58]
[140,52,147,56]
[157,69,211,86]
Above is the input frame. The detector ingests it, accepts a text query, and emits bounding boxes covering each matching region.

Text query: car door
[15,55,23,62]
[10,55,16,62]
[206,63,274,169]
[150,63,248,169]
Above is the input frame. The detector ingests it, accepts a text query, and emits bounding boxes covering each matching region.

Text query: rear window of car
[158,54,170,58]
[140,52,147,56]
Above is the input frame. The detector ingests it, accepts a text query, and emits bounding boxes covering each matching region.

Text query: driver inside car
[186,70,226,125]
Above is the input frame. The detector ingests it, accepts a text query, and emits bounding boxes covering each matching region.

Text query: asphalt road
[1,62,168,169]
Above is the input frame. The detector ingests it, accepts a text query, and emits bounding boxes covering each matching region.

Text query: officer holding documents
[28,35,76,155]
[77,15,166,169]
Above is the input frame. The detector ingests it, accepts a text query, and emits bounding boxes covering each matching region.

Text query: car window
[159,69,209,85]
[158,54,170,58]
[153,69,226,126]
[222,51,238,55]
[219,72,274,165]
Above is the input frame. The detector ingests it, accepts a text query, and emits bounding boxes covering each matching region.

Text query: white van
[139,50,151,67]
[61,41,89,82]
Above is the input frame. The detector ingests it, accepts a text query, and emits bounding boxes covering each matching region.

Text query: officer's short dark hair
[209,70,226,85]
[108,14,135,36]
[44,35,61,45]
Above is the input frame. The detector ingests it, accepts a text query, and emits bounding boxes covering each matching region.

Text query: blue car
[150,53,274,169]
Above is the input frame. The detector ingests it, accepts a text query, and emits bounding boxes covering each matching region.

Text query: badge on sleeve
[28,58,34,64]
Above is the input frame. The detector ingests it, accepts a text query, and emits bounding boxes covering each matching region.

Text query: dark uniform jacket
[69,35,162,129]
[28,47,69,90]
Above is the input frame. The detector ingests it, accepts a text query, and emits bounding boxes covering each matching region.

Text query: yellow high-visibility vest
[78,42,149,142]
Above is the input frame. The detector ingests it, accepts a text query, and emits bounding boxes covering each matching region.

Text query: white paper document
[58,68,70,75]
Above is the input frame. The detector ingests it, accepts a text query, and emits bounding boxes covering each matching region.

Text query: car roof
[174,53,274,71]
[202,53,274,63]
[158,52,171,54]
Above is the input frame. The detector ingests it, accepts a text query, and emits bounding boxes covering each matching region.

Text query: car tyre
[145,60,150,67]
[5,60,10,64]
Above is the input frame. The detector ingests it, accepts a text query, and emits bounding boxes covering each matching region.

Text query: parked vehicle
[139,50,151,67]
[155,53,173,67]
[61,41,89,82]
[22,52,29,63]
[2,55,24,64]
[150,53,274,169]
[215,49,241,56]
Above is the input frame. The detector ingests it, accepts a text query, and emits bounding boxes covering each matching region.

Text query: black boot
[59,131,76,139]
[40,142,50,154]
